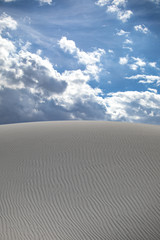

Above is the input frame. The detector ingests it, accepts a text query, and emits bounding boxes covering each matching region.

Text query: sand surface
[0,121,160,240]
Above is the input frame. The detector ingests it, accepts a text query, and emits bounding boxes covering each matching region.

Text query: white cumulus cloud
[1,13,160,125]
[116,29,129,36]
[149,62,157,68]
[58,36,105,80]
[124,39,133,44]
[0,13,17,33]
[39,0,52,5]
[95,0,133,22]
[105,91,160,123]
[117,10,133,22]
[119,56,128,65]
[134,24,149,34]
[126,74,160,85]
[129,57,146,70]
[148,88,157,93]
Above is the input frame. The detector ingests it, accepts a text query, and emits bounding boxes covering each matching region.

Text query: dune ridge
[0,121,160,240]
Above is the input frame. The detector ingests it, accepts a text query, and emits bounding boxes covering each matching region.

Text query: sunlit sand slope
[0,121,160,240]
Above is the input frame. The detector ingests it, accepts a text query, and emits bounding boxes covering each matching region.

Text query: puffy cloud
[58,36,105,80]
[96,0,127,7]
[0,13,107,123]
[112,0,127,6]
[108,49,114,53]
[0,87,72,124]
[132,57,146,67]
[95,0,133,22]
[119,56,128,65]
[123,46,133,52]
[59,37,105,66]
[126,74,160,85]
[124,39,133,44]
[0,13,68,123]
[122,39,133,52]
[105,91,160,123]
[39,0,52,4]
[0,38,67,95]
[59,37,77,54]
[54,37,107,119]
[96,0,111,7]
[134,25,149,34]
[149,62,157,68]
[116,29,129,36]
[117,10,133,22]
[129,57,146,70]
[0,13,17,33]
[51,69,107,120]
[148,88,157,94]
[0,14,66,95]
[1,13,160,125]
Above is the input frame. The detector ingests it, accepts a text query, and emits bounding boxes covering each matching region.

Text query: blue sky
[0,0,160,124]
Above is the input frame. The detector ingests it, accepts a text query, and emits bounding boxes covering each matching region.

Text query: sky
[0,0,160,124]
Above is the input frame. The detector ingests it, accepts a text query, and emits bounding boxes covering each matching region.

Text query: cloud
[1,13,160,125]
[123,39,133,51]
[95,0,133,22]
[149,62,157,68]
[132,57,146,67]
[59,37,77,54]
[52,69,107,120]
[55,37,107,119]
[148,62,160,70]
[0,13,17,33]
[108,49,114,53]
[0,87,72,124]
[118,55,147,71]
[105,91,160,124]
[2,0,52,5]
[39,0,52,4]
[58,36,105,80]
[119,56,128,65]
[123,46,133,52]
[116,29,129,36]
[117,10,133,22]
[0,13,107,123]
[0,36,67,95]
[148,88,157,94]
[149,0,160,4]
[129,57,146,70]
[126,74,160,85]
[95,0,111,7]
[134,25,149,34]
[124,39,133,44]
[0,13,68,123]
[0,15,66,95]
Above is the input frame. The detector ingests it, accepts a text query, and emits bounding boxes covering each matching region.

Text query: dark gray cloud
[0,87,71,124]
[69,98,107,120]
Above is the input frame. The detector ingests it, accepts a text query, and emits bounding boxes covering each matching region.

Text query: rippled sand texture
[0,121,160,240]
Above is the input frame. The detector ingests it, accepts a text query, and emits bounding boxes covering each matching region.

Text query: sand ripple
[0,121,160,239]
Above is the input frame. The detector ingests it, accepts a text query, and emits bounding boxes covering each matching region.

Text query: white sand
[0,121,160,240]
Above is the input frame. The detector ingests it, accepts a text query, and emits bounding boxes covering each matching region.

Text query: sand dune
[0,121,160,240]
